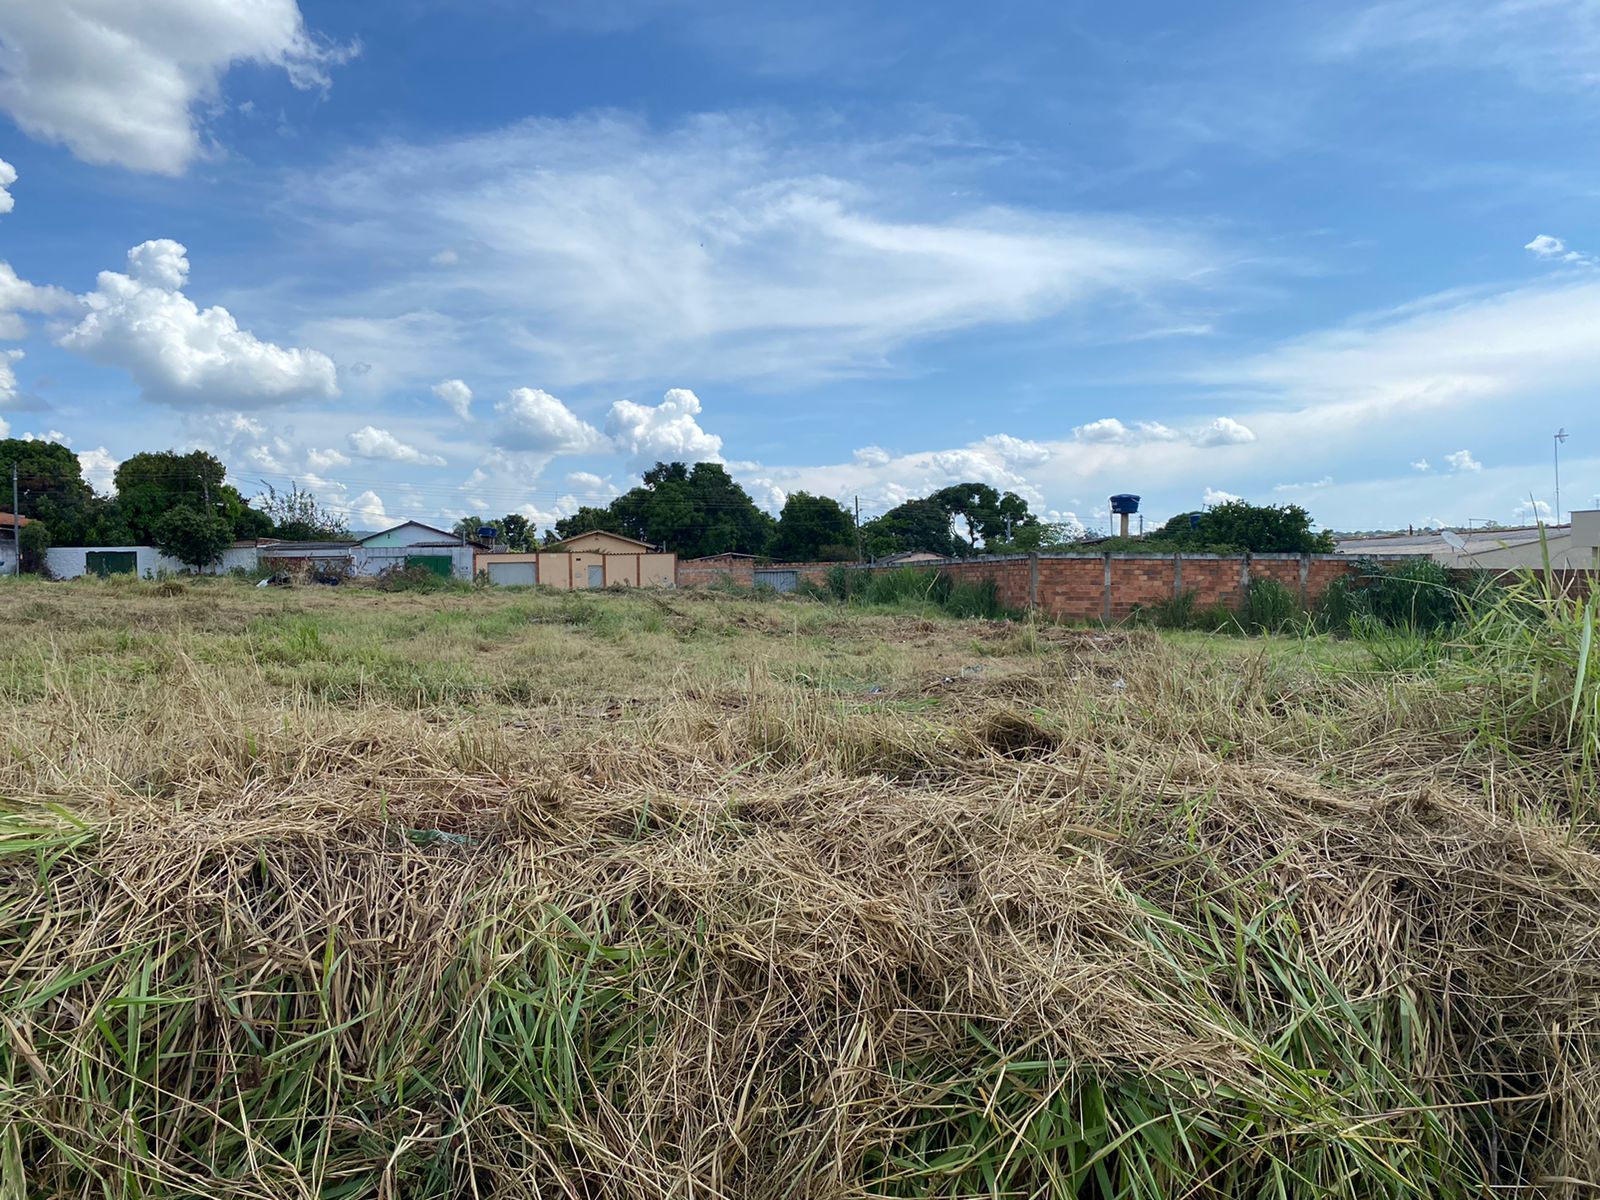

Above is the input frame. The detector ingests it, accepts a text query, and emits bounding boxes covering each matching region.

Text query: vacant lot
[3,577,1599,1198]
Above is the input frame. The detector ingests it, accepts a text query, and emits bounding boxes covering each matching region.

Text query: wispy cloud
[285,113,1224,391]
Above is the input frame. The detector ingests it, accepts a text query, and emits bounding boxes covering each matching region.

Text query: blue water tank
[1109,494,1141,515]
[477,525,498,542]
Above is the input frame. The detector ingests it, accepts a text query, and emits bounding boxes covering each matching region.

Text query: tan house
[476,529,677,589]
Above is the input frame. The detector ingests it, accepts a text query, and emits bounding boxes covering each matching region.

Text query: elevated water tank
[1109,494,1141,515]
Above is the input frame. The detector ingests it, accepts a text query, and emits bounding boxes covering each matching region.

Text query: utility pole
[853,496,863,562]
[11,461,18,577]
[1554,428,1568,527]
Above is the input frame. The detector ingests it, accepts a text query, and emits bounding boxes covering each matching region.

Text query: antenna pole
[1555,428,1568,526]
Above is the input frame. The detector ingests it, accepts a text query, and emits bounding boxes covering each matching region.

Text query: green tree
[987,520,1088,554]
[861,498,962,559]
[115,450,260,542]
[772,492,856,561]
[253,482,350,541]
[0,438,102,545]
[929,483,1039,553]
[151,507,234,569]
[497,513,532,551]
[1154,500,1333,553]
[555,462,775,559]
[550,505,624,543]
[17,520,50,573]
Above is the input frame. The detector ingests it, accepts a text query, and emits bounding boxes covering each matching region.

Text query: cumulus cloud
[307,447,351,471]
[564,470,614,495]
[1192,417,1256,447]
[347,426,447,467]
[495,387,607,454]
[77,446,118,493]
[853,445,892,467]
[1512,498,1553,522]
[0,0,355,174]
[1203,487,1242,506]
[1525,234,1595,267]
[1073,417,1179,445]
[1444,448,1482,473]
[1411,458,1431,472]
[606,387,723,465]
[0,348,21,406]
[433,378,473,421]
[0,260,76,340]
[0,157,14,214]
[59,240,339,408]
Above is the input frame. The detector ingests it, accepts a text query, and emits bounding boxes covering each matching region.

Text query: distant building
[1335,511,1600,569]
[476,529,676,589]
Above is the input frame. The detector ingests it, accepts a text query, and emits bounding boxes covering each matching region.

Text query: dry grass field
[3,575,1599,1198]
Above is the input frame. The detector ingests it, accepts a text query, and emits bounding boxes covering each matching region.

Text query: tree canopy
[861,498,962,559]
[255,483,350,541]
[552,462,776,559]
[772,492,856,562]
[1148,501,1335,554]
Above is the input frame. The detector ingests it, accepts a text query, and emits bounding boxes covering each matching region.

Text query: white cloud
[347,426,447,467]
[1331,1,1600,95]
[0,0,355,174]
[0,157,14,214]
[1525,233,1594,267]
[1073,417,1180,445]
[307,447,351,471]
[1192,416,1256,447]
[349,490,388,527]
[433,378,473,420]
[77,447,118,493]
[429,249,459,267]
[1274,475,1332,492]
[606,387,722,465]
[1444,448,1481,473]
[0,260,76,340]
[564,470,614,495]
[0,348,21,406]
[21,429,67,444]
[290,114,1220,388]
[1411,458,1431,472]
[60,240,339,408]
[1512,498,1553,522]
[495,387,607,454]
[1203,487,1242,506]
[853,445,892,467]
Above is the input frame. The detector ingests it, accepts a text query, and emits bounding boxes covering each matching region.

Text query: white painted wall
[46,544,266,579]
[37,540,478,580]
[0,543,16,575]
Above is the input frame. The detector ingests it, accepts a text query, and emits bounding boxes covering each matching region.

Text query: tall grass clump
[1239,576,1300,633]
[1455,556,1600,799]
[824,566,1007,619]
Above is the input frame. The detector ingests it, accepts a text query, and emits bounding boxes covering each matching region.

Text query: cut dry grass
[2,576,1599,1197]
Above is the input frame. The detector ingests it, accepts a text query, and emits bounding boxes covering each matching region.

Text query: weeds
[3,578,1600,1197]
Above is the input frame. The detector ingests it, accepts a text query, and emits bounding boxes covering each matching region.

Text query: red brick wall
[676,560,842,589]
[677,553,1598,618]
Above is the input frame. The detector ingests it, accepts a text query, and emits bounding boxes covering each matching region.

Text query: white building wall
[46,545,266,579]
[0,543,16,574]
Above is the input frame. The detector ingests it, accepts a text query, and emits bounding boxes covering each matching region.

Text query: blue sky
[2,0,1598,535]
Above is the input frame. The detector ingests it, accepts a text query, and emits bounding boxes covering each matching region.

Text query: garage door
[85,551,137,577]
[754,569,799,593]
[487,560,537,587]
[405,555,454,579]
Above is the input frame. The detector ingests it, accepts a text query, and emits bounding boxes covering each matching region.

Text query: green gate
[85,551,137,577]
[405,555,453,579]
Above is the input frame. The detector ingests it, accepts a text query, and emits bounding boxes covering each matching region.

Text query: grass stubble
[1,576,1598,1198]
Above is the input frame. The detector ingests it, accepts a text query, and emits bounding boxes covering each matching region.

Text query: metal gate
[405,555,453,579]
[85,550,137,577]
[754,568,799,593]
[487,560,537,587]
[587,564,605,588]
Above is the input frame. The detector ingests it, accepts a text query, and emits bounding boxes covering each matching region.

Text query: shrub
[1240,577,1300,634]
[376,565,468,593]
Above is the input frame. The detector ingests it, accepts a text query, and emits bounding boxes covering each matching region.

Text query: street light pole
[1554,428,1568,526]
